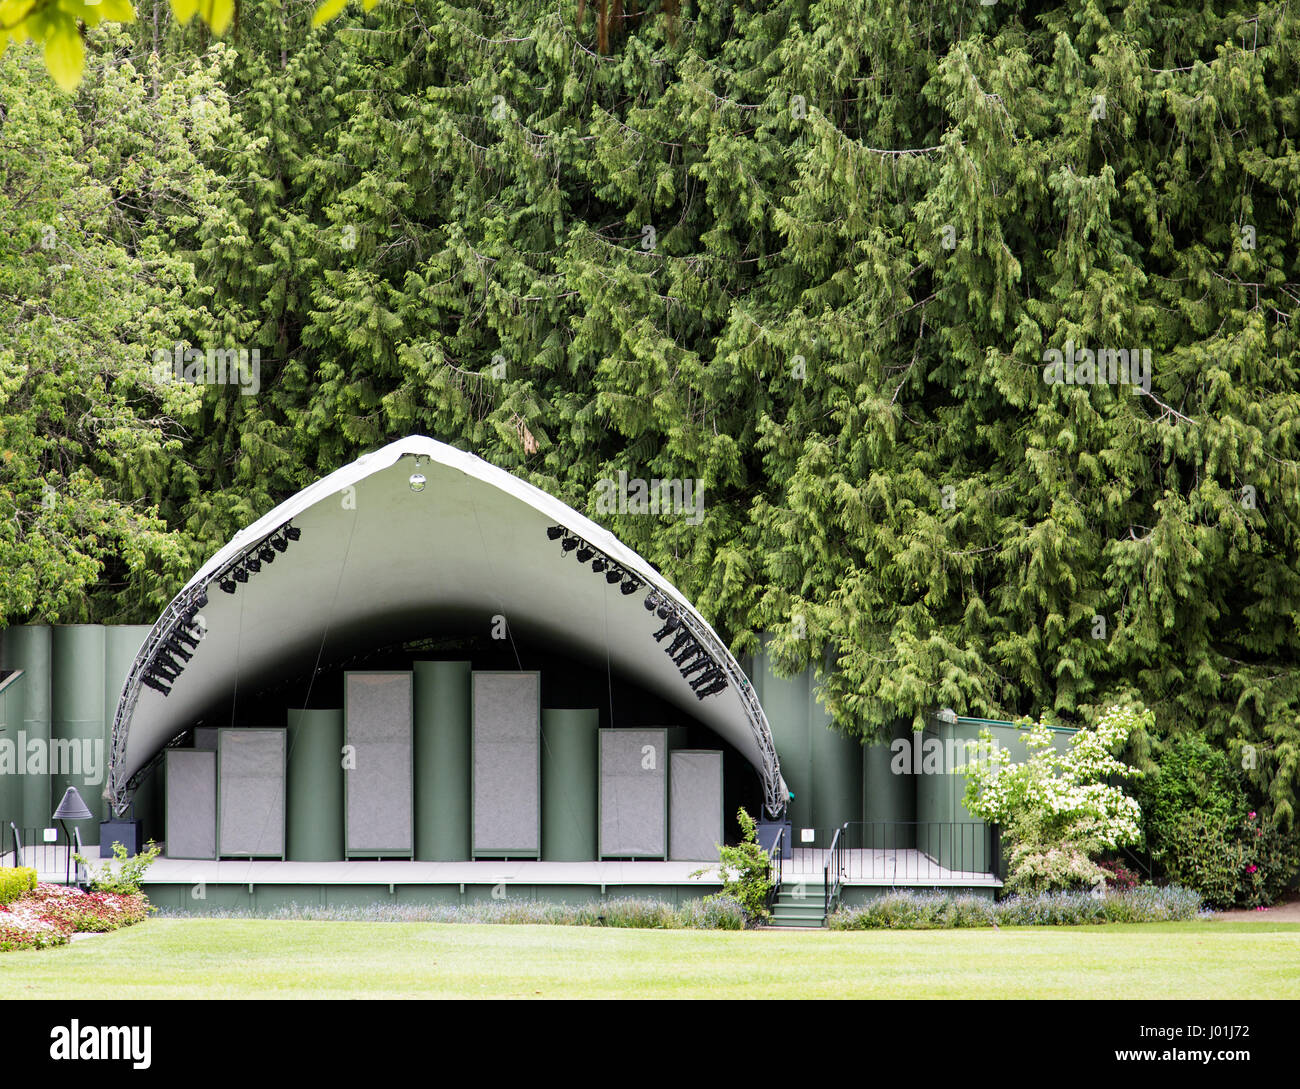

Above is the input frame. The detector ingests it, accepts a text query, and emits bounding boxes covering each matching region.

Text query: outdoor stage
[9,844,1000,913]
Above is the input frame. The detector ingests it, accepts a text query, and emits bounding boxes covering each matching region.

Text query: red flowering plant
[1237,811,1300,908]
[1096,859,1141,892]
[0,883,150,951]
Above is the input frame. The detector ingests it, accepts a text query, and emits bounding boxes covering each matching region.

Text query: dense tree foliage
[3,1,1299,825]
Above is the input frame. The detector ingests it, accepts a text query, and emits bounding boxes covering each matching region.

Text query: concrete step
[769,913,826,928]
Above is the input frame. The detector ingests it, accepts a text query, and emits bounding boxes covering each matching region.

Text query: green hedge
[0,867,37,906]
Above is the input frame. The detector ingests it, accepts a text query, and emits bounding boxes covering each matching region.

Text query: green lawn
[2,918,1298,999]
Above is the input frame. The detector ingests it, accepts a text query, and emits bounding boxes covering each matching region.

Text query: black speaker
[98,819,142,858]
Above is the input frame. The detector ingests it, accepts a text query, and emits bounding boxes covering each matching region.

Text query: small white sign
[801,828,815,843]
[43,828,58,843]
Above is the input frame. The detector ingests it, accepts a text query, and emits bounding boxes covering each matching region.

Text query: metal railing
[765,825,785,914]
[823,824,843,917]
[780,821,1000,884]
[6,824,77,879]
[6,822,23,868]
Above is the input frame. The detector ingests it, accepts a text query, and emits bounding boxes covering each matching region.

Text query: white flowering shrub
[962,705,1148,893]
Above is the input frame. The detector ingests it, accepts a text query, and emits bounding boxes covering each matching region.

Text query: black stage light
[219,578,237,594]
[621,578,640,595]
[605,567,622,585]
[694,678,728,699]
[271,535,288,553]
[591,557,606,573]
[657,605,670,619]
[246,557,262,573]
[166,640,193,663]
[173,628,200,650]
[141,676,171,696]
[195,590,208,608]
[285,526,301,541]
[643,593,658,611]
[576,547,593,563]
[562,536,579,552]
[259,545,275,564]
[547,525,564,540]
[233,567,249,583]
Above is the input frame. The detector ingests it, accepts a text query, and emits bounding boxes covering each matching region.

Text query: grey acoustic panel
[218,729,285,857]
[472,672,540,856]
[600,728,667,858]
[165,750,215,859]
[670,750,724,861]
[192,727,219,751]
[345,672,413,855]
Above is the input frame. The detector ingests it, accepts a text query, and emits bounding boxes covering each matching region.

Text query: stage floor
[10,846,998,888]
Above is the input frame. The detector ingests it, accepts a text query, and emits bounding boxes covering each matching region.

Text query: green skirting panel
[51,625,107,826]
[413,661,471,861]
[541,708,598,861]
[286,709,344,861]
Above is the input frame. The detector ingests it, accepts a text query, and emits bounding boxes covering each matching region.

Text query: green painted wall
[413,660,471,861]
[862,722,917,848]
[751,641,863,840]
[2,625,52,829]
[51,625,107,825]
[286,709,344,861]
[541,708,599,861]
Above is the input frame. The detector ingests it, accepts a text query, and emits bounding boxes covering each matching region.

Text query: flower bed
[0,883,150,951]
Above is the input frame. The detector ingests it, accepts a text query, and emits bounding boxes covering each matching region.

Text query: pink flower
[1248,811,1257,819]
[1246,864,1257,873]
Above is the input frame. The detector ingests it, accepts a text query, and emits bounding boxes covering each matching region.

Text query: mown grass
[1,917,1298,999]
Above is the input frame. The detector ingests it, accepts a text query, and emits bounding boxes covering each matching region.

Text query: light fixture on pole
[52,786,92,887]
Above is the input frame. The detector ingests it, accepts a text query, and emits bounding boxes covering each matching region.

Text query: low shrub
[828,886,1204,929]
[692,808,771,926]
[74,841,162,896]
[827,892,997,930]
[583,898,678,929]
[152,896,748,929]
[0,866,37,906]
[676,895,746,930]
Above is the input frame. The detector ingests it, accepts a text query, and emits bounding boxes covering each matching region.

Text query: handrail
[8,822,22,868]
[765,825,785,915]
[823,824,844,919]
[73,827,86,887]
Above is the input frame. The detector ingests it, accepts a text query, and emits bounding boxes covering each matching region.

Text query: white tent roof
[108,436,786,816]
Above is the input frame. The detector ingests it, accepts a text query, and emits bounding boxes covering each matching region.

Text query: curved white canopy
[108,436,786,816]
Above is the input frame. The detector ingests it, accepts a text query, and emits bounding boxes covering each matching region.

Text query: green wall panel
[286,709,344,861]
[808,680,863,832]
[752,640,862,838]
[541,708,598,861]
[413,660,471,861]
[51,625,107,826]
[751,642,812,831]
[1,625,52,829]
[862,722,916,848]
